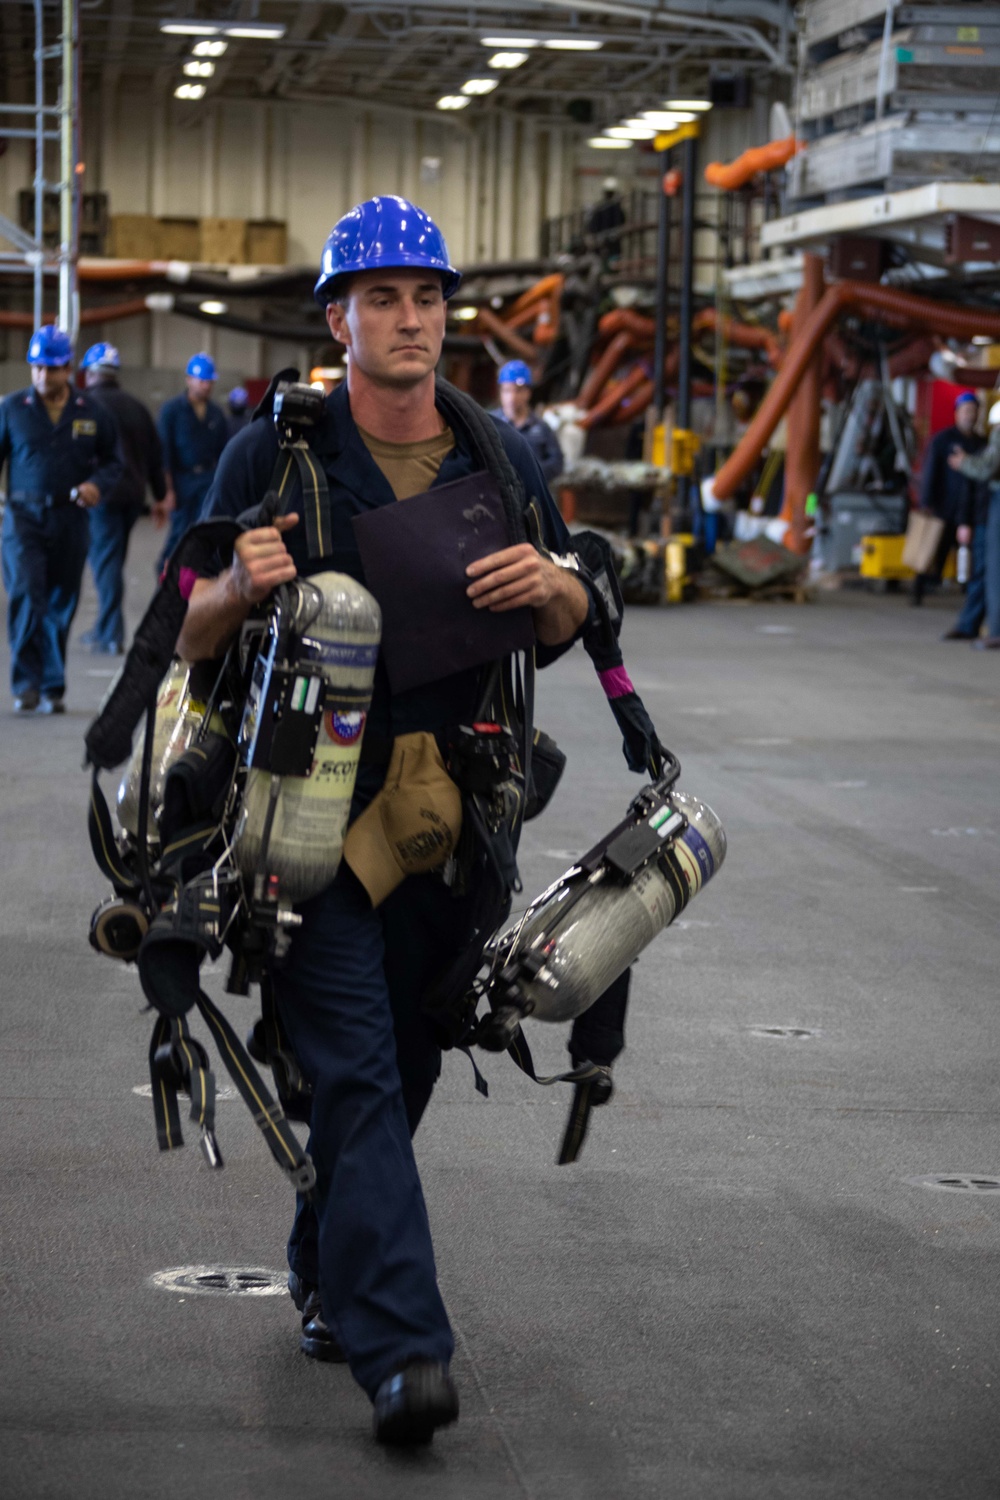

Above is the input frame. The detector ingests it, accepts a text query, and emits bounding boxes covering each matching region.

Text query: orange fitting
[704,137,801,192]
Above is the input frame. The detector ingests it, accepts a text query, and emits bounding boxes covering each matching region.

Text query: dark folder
[352,471,535,694]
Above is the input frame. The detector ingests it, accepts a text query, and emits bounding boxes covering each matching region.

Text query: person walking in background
[0,327,121,713]
[155,352,227,571]
[78,343,166,655]
[491,360,564,482]
[225,385,250,441]
[949,400,1000,649]
[913,391,984,606]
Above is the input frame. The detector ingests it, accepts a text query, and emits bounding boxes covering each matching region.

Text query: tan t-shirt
[358,424,456,501]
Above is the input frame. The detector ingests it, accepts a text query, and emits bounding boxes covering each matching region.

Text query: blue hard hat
[26,325,73,367]
[186,352,217,381]
[314,195,462,305]
[81,341,121,370]
[227,385,249,409]
[498,359,533,387]
[955,391,979,408]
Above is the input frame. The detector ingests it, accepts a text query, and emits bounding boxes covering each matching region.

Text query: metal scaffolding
[0,0,80,340]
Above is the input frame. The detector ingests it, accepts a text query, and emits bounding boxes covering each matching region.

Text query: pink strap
[178,566,199,601]
[598,666,634,700]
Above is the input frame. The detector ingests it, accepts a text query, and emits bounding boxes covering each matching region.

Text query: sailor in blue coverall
[177,197,591,1446]
[491,358,565,482]
[0,327,122,713]
[156,352,228,573]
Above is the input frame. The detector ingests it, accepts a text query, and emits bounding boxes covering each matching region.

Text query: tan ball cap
[343,732,463,908]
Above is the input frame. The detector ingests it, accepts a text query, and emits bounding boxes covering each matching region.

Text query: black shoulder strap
[434,378,528,546]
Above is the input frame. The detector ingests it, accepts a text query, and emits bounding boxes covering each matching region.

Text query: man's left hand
[74,482,100,508]
[466,544,563,612]
[467,544,589,646]
[948,448,966,471]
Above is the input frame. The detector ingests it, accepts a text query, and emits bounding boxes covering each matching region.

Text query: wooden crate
[200,216,247,264]
[109,213,159,259]
[157,217,200,260]
[246,219,287,264]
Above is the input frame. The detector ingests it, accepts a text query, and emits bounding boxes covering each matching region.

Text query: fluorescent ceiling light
[461,78,499,95]
[641,111,681,128]
[192,39,227,56]
[161,22,219,36]
[452,306,479,321]
[544,38,602,51]
[199,300,227,315]
[437,95,471,110]
[488,52,528,69]
[972,335,994,345]
[174,82,206,99]
[481,37,539,48]
[588,136,631,149]
[613,123,657,139]
[665,99,712,111]
[183,60,215,77]
[224,23,286,39]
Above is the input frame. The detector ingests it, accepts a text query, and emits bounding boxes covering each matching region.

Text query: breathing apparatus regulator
[83,366,727,1184]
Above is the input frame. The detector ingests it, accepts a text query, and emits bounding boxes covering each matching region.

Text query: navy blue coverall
[492,407,564,483]
[0,387,121,699]
[203,382,579,1399]
[86,381,166,650]
[158,392,227,570]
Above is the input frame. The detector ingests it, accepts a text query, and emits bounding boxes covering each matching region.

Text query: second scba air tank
[233,571,381,902]
[479,785,726,1044]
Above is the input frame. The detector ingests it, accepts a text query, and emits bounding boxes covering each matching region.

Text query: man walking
[79,342,166,654]
[0,327,121,712]
[949,400,1000,649]
[156,352,227,571]
[913,391,984,605]
[492,359,564,482]
[177,196,589,1445]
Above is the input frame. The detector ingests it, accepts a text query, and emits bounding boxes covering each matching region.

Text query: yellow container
[859,534,914,581]
[665,532,695,603]
[860,533,957,581]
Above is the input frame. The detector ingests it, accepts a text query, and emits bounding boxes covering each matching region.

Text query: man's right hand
[957,525,972,547]
[231,512,300,603]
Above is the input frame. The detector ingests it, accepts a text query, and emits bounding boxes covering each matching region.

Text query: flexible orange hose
[704,137,800,192]
[712,284,1000,500]
[472,307,538,364]
[578,366,648,430]
[0,299,151,329]
[780,254,825,552]
[579,330,635,409]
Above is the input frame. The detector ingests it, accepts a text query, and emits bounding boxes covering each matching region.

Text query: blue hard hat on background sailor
[183,194,590,1444]
[492,358,564,483]
[77,341,167,656]
[0,326,122,713]
[154,350,227,573]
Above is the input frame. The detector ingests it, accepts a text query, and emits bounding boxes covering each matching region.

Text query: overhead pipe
[710,284,1000,501]
[471,306,538,363]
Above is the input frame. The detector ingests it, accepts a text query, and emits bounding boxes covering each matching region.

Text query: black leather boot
[287,1271,346,1363]
[373,1361,459,1446]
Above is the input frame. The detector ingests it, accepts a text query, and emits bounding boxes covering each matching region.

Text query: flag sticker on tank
[300,636,379,669]
[325,709,366,745]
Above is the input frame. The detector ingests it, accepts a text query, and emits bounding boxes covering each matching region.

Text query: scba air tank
[233,572,381,902]
[514,791,726,1024]
[117,660,210,840]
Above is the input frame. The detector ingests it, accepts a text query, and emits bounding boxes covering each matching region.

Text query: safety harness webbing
[149,990,315,1193]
